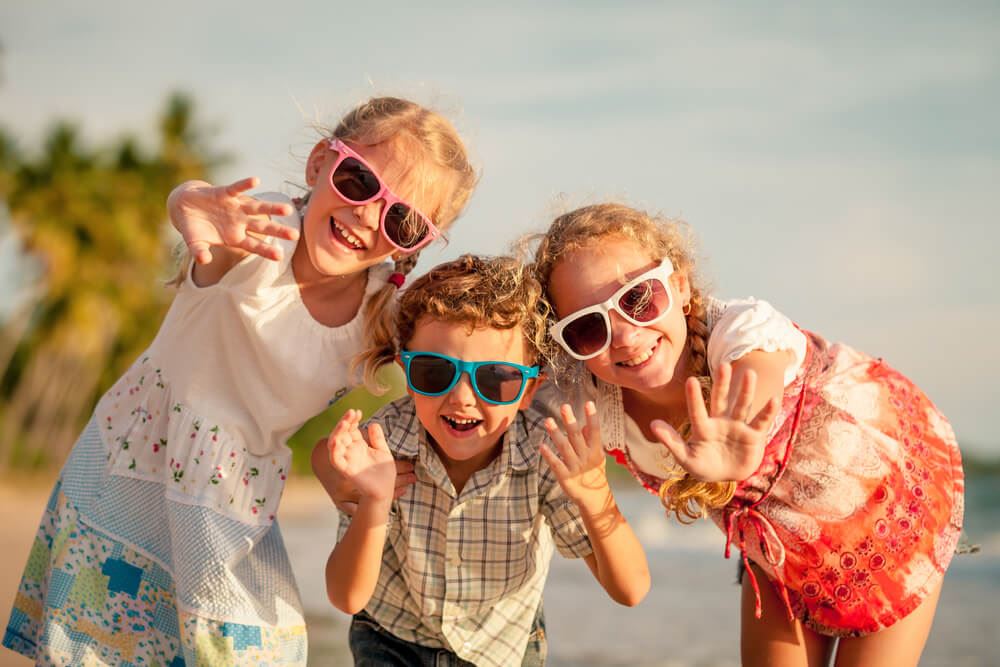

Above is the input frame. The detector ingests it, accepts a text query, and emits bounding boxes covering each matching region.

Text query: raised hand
[650,362,780,483]
[167,177,298,264]
[326,410,396,504]
[541,402,610,510]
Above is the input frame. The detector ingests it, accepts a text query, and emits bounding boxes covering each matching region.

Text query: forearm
[325,499,392,614]
[577,485,650,606]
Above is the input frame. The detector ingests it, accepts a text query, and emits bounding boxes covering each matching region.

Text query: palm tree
[0,94,224,469]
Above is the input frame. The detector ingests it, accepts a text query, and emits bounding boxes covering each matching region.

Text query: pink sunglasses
[327,138,440,252]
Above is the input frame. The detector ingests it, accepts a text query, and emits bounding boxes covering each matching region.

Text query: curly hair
[528,202,735,522]
[363,254,550,389]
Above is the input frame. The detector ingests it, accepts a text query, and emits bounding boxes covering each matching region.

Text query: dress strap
[723,353,811,621]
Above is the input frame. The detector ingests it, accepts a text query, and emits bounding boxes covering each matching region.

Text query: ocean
[282,469,1000,666]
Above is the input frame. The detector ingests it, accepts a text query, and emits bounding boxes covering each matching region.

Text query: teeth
[620,347,655,367]
[332,219,365,249]
[446,416,480,425]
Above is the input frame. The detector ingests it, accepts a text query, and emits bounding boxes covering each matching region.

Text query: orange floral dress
[602,328,965,637]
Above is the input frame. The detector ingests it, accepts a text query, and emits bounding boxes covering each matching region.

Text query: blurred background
[0,2,997,665]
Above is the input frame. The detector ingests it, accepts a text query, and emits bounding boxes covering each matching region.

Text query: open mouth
[617,338,660,368]
[330,217,367,250]
[442,415,482,432]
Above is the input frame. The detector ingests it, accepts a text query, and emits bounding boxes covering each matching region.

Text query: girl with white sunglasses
[531,202,964,667]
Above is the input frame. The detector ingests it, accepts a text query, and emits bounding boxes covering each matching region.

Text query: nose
[353,200,383,231]
[446,372,478,406]
[608,310,640,349]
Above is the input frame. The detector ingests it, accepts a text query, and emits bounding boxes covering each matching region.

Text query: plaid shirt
[337,397,593,667]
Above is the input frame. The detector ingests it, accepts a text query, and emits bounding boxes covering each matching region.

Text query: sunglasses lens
[384,203,430,249]
[332,157,381,202]
[407,355,457,394]
[618,279,670,322]
[561,312,609,357]
[474,364,527,404]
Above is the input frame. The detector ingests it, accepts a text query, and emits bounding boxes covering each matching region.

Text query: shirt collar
[376,397,542,473]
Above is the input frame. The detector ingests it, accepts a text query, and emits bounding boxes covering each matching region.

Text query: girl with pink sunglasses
[531,202,964,667]
[3,96,476,666]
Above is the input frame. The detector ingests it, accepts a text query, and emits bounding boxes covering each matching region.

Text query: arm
[541,402,650,607]
[166,177,298,286]
[323,410,396,615]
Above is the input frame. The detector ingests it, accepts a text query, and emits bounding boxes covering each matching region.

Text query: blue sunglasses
[399,350,540,405]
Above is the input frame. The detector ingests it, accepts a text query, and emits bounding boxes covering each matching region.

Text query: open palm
[327,410,396,503]
[650,363,780,483]
[168,177,298,264]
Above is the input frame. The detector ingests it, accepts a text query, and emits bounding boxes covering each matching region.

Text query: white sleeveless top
[93,193,393,525]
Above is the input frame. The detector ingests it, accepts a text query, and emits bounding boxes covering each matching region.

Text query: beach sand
[1,475,996,666]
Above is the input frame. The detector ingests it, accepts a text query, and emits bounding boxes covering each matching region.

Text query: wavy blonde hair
[529,203,735,522]
[364,254,550,380]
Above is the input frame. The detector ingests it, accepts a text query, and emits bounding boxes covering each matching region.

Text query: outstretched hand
[167,177,298,264]
[541,402,610,509]
[650,362,780,483]
[326,410,396,505]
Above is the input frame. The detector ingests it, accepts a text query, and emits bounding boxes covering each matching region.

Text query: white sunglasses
[550,259,675,360]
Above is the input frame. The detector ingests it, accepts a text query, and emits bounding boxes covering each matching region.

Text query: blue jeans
[348,607,547,667]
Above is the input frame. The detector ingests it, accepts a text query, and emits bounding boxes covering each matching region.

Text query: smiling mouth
[442,415,482,432]
[617,338,660,368]
[330,217,367,250]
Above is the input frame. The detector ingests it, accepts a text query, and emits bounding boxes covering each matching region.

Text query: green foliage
[0,93,225,469]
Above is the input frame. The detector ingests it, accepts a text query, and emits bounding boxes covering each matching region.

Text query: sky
[1,1,998,456]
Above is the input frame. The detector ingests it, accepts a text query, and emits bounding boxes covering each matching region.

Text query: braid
[352,251,424,394]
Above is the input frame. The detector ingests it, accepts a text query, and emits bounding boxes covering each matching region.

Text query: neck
[430,435,504,495]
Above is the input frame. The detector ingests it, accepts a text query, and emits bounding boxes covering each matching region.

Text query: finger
[187,240,214,265]
[559,403,587,460]
[335,500,359,516]
[224,177,260,198]
[729,369,756,423]
[685,376,709,426]
[237,235,283,261]
[392,483,412,499]
[710,362,731,416]
[544,417,579,469]
[367,422,390,451]
[242,202,298,231]
[581,401,603,454]
[539,443,570,479]
[748,395,781,433]
[393,471,416,491]
[649,419,690,467]
[394,460,415,475]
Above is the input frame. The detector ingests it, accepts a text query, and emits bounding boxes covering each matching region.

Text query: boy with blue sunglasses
[323,255,650,667]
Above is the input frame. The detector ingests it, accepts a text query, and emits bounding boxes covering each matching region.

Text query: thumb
[367,422,390,451]
[649,419,690,467]
[188,240,213,265]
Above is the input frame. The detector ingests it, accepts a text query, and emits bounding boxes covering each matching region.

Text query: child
[3,96,477,666]
[324,255,650,667]
[530,203,964,667]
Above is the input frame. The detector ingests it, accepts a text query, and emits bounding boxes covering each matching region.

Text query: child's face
[403,318,540,471]
[296,140,440,281]
[548,237,692,396]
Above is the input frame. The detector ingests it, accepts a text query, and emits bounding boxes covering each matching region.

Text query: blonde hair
[331,97,478,389]
[364,254,550,382]
[530,203,735,522]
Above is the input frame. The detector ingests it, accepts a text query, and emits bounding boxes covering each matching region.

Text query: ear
[517,372,546,411]
[305,139,332,188]
[672,271,692,308]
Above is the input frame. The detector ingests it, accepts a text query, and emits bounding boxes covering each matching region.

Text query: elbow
[611,572,651,607]
[327,589,370,616]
